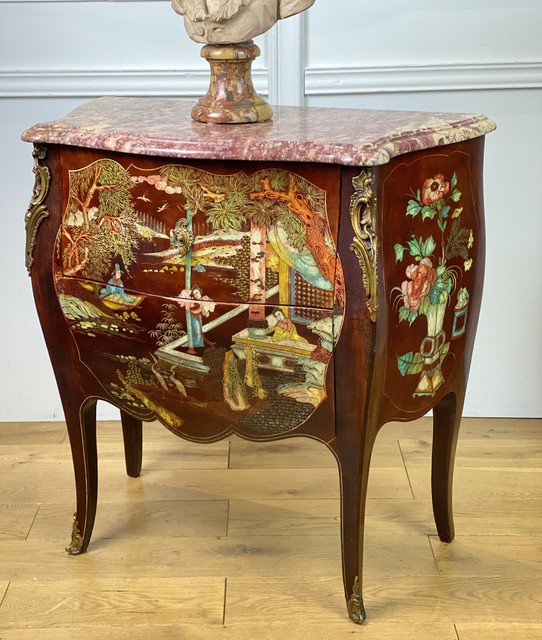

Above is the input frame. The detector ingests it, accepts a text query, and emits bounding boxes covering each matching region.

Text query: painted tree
[149,303,186,347]
[63,160,139,280]
[150,166,323,246]
[127,166,344,306]
[249,174,333,278]
[249,173,345,308]
[159,165,207,216]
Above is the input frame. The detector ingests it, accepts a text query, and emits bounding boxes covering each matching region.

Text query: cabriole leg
[333,428,378,625]
[63,396,98,555]
[120,410,143,478]
[431,389,466,542]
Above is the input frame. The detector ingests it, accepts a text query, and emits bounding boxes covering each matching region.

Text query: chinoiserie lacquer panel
[380,149,480,413]
[53,155,344,439]
[59,158,343,308]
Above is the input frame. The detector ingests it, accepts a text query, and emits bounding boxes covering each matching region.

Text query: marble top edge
[21,97,496,167]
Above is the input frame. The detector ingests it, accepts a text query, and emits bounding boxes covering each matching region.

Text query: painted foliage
[55,160,344,435]
[393,172,473,397]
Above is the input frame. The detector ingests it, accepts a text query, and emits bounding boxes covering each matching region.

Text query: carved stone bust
[172,0,315,44]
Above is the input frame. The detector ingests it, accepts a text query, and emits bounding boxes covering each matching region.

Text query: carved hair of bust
[172,0,315,44]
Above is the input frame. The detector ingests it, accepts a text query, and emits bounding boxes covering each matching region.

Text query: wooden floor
[0,417,540,639]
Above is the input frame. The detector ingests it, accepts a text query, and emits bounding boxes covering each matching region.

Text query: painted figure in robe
[99,263,135,303]
[268,308,308,344]
[178,285,216,349]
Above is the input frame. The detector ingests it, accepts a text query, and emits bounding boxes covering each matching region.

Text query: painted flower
[464,259,473,271]
[401,258,437,312]
[421,174,450,205]
[468,229,474,249]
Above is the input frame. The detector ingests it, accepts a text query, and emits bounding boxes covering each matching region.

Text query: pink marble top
[22,97,495,167]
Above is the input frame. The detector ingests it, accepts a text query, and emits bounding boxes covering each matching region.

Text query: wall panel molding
[306,62,542,95]
[268,13,306,106]
[3,61,540,100]
[0,68,269,98]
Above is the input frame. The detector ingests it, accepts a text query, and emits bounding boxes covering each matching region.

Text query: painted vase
[415,292,449,396]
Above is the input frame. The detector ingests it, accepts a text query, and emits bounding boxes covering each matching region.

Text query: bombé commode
[22,97,495,623]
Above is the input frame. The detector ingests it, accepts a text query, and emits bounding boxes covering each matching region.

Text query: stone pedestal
[192,41,273,124]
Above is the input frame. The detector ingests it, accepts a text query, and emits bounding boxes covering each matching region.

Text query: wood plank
[0,537,337,581]
[228,435,402,469]
[0,422,66,445]
[0,463,77,503]
[96,420,191,444]
[430,535,542,577]
[226,575,542,624]
[454,418,542,439]
[228,497,435,537]
[380,417,542,440]
[0,416,540,633]
[225,575,349,624]
[0,444,69,466]
[456,624,542,640]
[11,417,296,445]
[407,466,542,501]
[440,499,542,536]
[362,576,542,623]
[228,498,340,536]
[0,504,39,540]
[0,441,229,470]
[0,623,460,640]
[379,418,432,440]
[138,441,230,469]
[29,501,229,540]
[0,466,412,504]
[0,531,436,581]
[400,437,542,469]
[0,578,225,628]
[229,496,542,538]
[0,581,8,604]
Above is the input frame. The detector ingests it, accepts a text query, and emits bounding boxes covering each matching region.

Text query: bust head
[172,0,315,44]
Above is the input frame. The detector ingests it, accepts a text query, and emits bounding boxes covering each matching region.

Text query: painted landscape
[54,160,344,436]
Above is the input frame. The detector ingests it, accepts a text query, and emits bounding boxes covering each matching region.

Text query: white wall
[0,0,540,420]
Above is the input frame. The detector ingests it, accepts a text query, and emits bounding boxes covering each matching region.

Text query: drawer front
[59,151,344,313]
[54,274,342,439]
